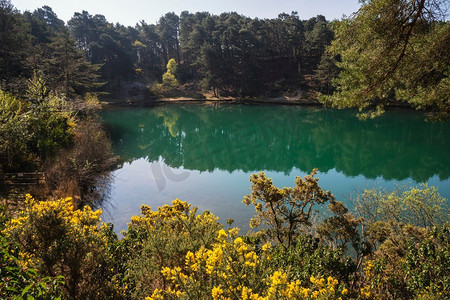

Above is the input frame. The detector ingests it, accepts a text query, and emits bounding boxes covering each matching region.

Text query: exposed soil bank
[101,96,322,108]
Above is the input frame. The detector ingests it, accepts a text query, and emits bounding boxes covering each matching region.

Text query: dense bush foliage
[0,204,65,299]
[45,118,117,205]
[0,86,72,172]
[1,172,448,299]
[125,199,222,298]
[1,71,116,206]
[2,195,120,299]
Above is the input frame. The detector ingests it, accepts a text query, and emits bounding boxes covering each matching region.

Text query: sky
[12,0,362,26]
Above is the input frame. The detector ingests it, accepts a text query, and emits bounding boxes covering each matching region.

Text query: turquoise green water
[100,104,450,233]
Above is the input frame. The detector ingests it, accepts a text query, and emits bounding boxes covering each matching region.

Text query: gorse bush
[268,234,356,289]
[125,199,222,299]
[243,169,335,247]
[2,195,120,299]
[360,224,450,299]
[152,229,348,300]
[0,204,65,299]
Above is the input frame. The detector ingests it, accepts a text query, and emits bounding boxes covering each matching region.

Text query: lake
[100,104,450,233]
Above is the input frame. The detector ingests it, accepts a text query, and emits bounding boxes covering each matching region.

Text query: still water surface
[100,104,450,233]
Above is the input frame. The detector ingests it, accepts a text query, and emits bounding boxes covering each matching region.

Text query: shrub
[0,78,74,173]
[268,234,356,289]
[360,224,450,299]
[154,229,349,299]
[2,195,119,299]
[0,90,37,171]
[45,118,117,206]
[125,199,222,299]
[243,169,334,247]
[0,204,65,299]
[355,184,449,229]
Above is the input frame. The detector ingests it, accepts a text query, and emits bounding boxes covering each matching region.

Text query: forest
[0,1,336,100]
[1,0,449,299]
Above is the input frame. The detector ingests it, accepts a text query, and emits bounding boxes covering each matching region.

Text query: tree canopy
[0,0,336,98]
[2,0,448,116]
[325,0,450,119]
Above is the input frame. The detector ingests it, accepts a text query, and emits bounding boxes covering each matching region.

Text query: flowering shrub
[268,234,356,288]
[243,169,334,247]
[151,229,348,299]
[0,204,65,299]
[125,199,222,299]
[2,195,119,299]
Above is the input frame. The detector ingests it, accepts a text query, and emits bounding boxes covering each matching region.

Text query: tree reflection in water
[102,104,450,183]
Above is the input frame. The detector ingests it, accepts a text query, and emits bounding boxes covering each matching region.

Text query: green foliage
[150,59,180,97]
[0,71,115,185]
[162,72,178,89]
[161,59,179,90]
[243,169,335,247]
[403,226,450,299]
[26,73,73,161]
[0,75,74,172]
[1,82,73,171]
[313,54,340,95]
[0,0,30,92]
[0,2,103,97]
[355,184,449,228]
[269,234,356,286]
[361,225,449,299]
[46,31,104,97]
[0,90,36,171]
[68,10,134,89]
[325,0,450,119]
[354,184,449,299]
[404,226,450,298]
[166,58,177,75]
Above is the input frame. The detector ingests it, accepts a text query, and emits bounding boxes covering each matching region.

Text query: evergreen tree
[0,0,30,93]
[326,0,450,119]
[47,31,103,96]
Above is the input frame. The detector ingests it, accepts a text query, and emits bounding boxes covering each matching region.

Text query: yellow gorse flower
[261,242,271,251]
[361,286,371,298]
[212,285,223,300]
